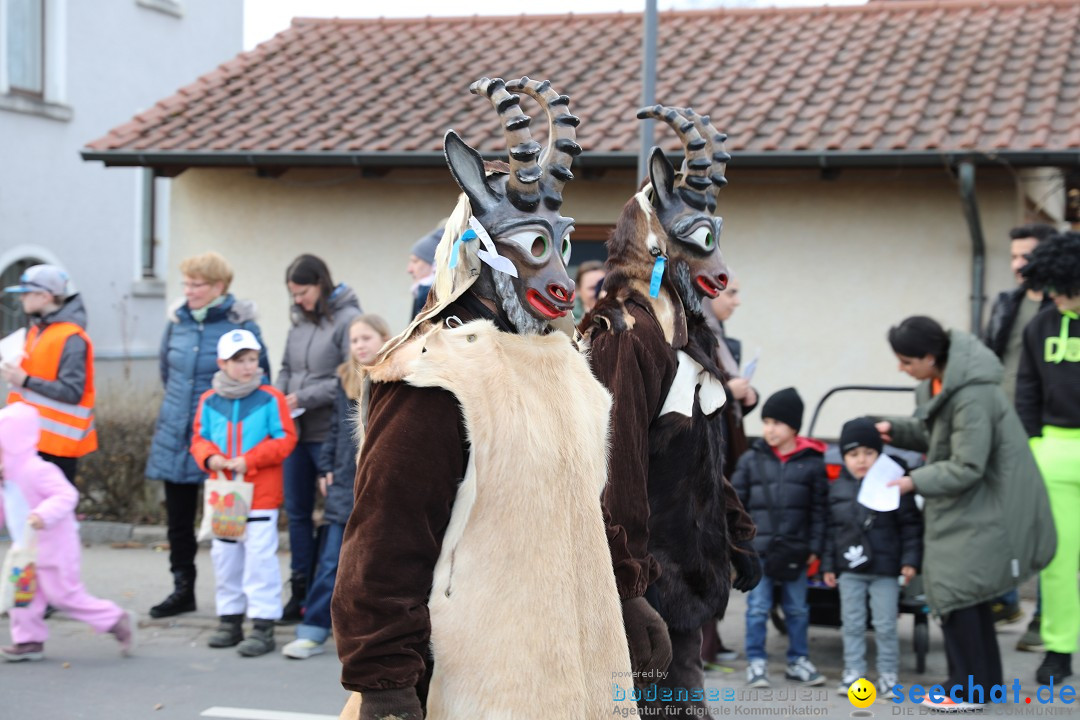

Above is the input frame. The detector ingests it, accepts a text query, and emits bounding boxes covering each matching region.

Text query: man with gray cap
[407,224,443,318]
[2,265,96,483]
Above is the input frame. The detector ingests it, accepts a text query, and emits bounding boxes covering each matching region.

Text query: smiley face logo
[848,677,876,708]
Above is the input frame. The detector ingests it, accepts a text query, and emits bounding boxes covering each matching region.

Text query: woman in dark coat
[146,252,270,618]
[277,254,362,622]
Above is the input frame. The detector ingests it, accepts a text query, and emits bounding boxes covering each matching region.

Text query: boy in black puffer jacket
[822,417,922,700]
[731,387,828,689]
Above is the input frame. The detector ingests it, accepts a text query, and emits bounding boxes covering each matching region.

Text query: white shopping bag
[197,471,252,542]
[0,522,38,614]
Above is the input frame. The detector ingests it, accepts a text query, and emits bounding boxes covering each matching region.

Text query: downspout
[958,161,986,334]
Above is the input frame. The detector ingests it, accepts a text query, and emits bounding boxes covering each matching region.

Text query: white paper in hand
[743,348,761,382]
[0,328,26,366]
[290,407,306,419]
[856,453,904,512]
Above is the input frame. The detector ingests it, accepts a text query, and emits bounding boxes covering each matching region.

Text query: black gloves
[622,596,673,676]
[731,539,762,592]
[355,688,423,720]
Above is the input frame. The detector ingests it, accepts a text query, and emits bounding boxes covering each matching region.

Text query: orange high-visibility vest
[6,322,97,457]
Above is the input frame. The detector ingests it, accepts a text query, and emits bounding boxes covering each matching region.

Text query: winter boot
[149,570,196,619]
[279,575,307,625]
[208,615,244,648]
[1036,651,1072,685]
[237,619,276,657]
[110,610,138,656]
[1017,615,1045,652]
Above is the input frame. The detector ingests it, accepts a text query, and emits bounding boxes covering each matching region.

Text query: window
[0,256,43,336]
[5,0,44,96]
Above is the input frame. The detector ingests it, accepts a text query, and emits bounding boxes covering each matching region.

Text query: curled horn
[505,77,582,211]
[681,107,730,210]
[470,77,542,212]
[636,104,712,211]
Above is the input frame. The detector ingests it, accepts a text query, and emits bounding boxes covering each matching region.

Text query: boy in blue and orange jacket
[191,329,296,657]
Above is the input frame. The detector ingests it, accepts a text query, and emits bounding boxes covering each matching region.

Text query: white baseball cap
[217,329,262,360]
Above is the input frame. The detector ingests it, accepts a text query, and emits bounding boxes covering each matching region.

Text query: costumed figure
[581,106,761,714]
[332,77,632,720]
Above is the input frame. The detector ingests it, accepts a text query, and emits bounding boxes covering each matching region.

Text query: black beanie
[762,387,803,432]
[839,417,883,456]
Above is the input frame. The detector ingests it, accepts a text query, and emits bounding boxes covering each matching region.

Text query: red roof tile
[84,0,1080,166]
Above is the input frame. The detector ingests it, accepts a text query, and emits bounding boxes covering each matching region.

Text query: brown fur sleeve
[722,475,756,544]
[332,380,466,693]
[588,314,669,599]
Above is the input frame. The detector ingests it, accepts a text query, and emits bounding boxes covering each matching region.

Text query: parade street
[1,540,1059,720]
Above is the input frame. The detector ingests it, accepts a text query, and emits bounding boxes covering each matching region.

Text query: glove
[356,687,423,720]
[731,539,762,592]
[622,596,673,676]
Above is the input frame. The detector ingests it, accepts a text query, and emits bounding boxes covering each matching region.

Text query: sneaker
[1,642,45,662]
[237,620,276,657]
[716,643,739,662]
[991,602,1023,627]
[924,696,983,713]
[877,673,899,701]
[837,669,860,696]
[1036,651,1072,686]
[785,656,825,686]
[747,659,770,688]
[282,637,325,660]
[208,615,244,648]
[1017,616,1045,653]
[110,610,138,657]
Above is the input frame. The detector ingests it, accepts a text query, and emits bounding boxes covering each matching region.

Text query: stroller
[767,385,931,672]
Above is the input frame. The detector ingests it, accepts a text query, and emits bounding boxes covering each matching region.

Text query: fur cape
[343,319,631,719]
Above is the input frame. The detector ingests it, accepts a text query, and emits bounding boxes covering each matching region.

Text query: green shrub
[77,387,163,524]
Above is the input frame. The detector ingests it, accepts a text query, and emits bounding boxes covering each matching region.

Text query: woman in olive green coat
[876,316,1055,709]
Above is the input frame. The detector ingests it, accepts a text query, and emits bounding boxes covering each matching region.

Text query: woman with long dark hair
[277,254,361,622]
[876,315,1055,710]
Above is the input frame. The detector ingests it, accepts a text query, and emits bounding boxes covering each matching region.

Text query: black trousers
[164,481,201,577]
[942,601,1003,701]
[39,452,78,486]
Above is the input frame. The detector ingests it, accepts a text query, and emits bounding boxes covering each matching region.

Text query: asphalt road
[1,541,1074,719]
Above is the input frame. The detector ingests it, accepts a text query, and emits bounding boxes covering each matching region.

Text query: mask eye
[687,226,715,251]
[466,334,476,343]
[561,235,572,264]
[504,230,552,261]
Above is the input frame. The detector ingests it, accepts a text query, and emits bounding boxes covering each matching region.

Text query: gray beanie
[411,227,442,266]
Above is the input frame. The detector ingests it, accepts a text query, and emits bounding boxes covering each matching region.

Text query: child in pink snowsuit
[0,402,135,661]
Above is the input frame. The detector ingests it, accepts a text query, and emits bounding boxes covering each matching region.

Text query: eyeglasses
[182,281,211,290]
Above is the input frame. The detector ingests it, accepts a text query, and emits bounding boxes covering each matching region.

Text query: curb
[78,520,291,552]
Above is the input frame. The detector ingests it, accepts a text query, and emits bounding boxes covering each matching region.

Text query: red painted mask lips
[526,289,569,319]
[695,275,723,298]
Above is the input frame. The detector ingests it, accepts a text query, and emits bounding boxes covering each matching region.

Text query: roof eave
[80,148,1080,171]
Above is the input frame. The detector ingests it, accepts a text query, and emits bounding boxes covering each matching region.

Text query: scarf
[190,294,226,323]
[212,370,262,400]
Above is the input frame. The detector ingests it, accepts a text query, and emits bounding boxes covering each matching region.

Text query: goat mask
[443,77,581,333]
[618,106,730,319]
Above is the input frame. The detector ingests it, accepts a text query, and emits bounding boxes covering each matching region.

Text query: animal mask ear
[444,130,499,215]
[648,146,676,211]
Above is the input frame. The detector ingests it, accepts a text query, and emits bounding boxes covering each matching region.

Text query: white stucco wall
[168,163,1022,438]
[0,0,242,388]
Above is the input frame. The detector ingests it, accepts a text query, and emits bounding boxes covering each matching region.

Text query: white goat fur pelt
[347,319,632,719]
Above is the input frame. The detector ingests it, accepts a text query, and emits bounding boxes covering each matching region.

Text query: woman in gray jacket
[278,254,362,622]
[877,316,1055,710]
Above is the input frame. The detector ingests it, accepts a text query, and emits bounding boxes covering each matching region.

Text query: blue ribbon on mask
[649,256,666,298]
[448,229,478,269]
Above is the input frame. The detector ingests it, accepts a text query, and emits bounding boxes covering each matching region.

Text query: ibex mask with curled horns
[603,106,731,328]
[442,77,582,334]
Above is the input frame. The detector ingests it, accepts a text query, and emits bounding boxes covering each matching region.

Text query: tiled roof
[84,0,1080,168]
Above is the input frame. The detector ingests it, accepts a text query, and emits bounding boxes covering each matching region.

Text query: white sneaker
[837,669,861,696]
[282,638,325,659]
[746,659,770,688]
[877,674,899,701]
[785,656,825,686]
